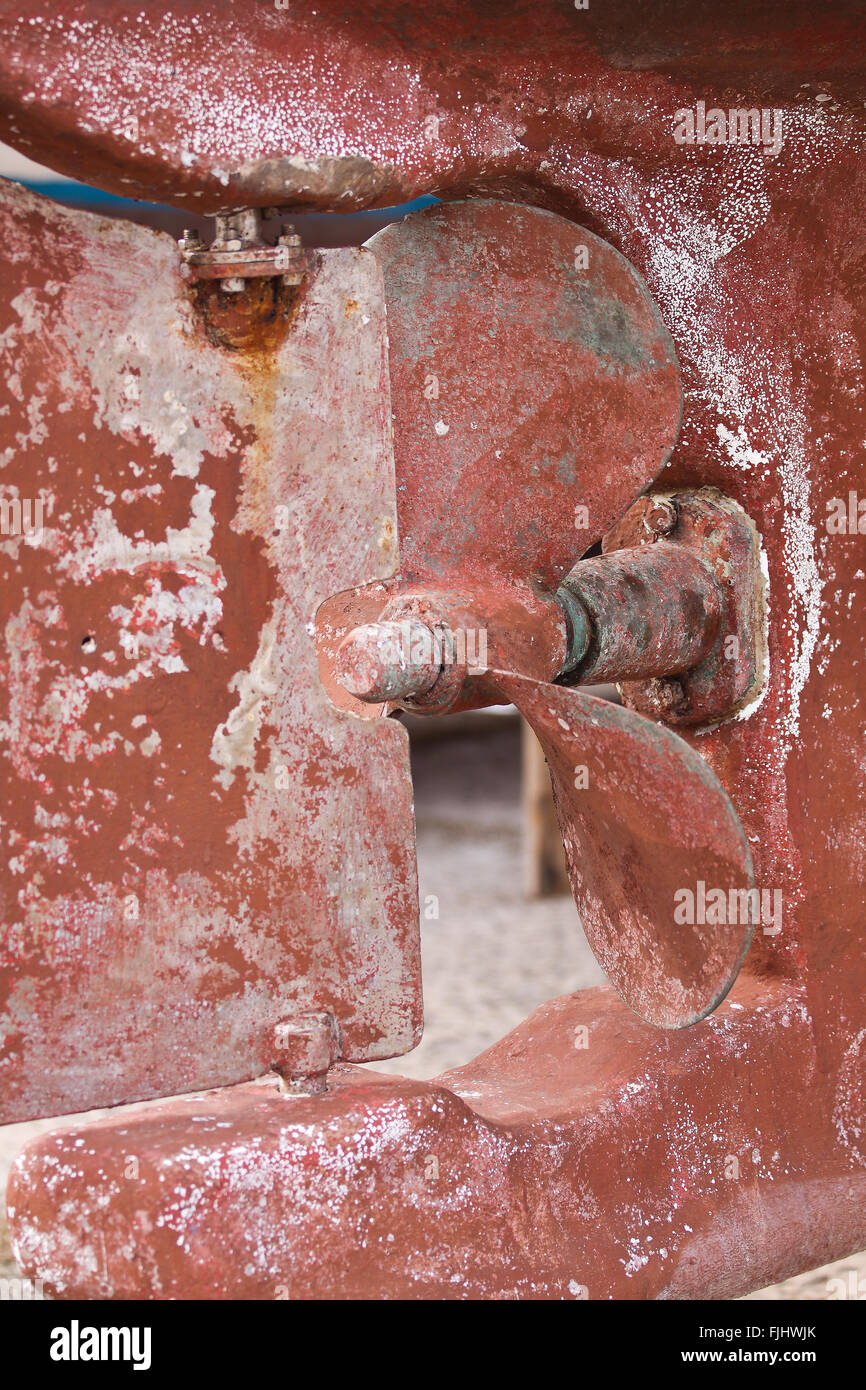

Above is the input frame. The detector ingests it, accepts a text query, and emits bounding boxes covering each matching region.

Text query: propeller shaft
[557,543,723,685]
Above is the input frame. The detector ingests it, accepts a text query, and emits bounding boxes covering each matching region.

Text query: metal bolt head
[279,223,305,286]
[644,676,689,716]
[335,619,443,703]
[644,499,678,536]
[271,1011,340,1095]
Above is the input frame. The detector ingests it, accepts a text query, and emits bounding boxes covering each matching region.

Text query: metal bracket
[599,488,766,729]
[179,209,308,293]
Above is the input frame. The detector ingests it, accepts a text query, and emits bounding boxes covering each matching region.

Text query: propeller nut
[335,619,444,703]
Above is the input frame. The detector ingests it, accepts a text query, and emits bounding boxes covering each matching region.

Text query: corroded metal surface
[0,2,861,218]
[552,488,766,727]
[250,8,866,1136]
[0,180,420,1123]
[10,976,866,1301]
[597,490,766,727]
[493,676,754,1028]
[3,0,866,1303]
[179,214,309,289]
[322,201,757,1029]
[367,202,681,593]
[331,486,764,731]
[558,544,723,686]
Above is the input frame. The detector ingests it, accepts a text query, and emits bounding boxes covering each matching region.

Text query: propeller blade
[494,673,755,1028]
[366,201,682,592]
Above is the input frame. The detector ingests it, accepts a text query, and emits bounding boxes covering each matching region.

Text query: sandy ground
[2,719,864,1299]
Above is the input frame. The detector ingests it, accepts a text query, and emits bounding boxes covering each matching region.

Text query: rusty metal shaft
[557,544,723,685]
[334,544,723,707]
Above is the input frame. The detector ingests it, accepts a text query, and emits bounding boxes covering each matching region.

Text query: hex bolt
[335,619,444,703]
[279,222,306,287]
[644,498,678,537]
[214,210,263,293]
[271,1011,340,1096]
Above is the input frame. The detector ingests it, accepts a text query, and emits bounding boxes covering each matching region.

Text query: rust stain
[190,261,319,356]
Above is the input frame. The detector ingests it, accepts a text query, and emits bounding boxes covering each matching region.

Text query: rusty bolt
[271,1011,340,1096]
[279,222,306,287]
[644,498,678,537]
[179,209,304,294]
[335,619,444,703]
[216,210,260,292]
[179,228,204,252]
[643,676,689,717]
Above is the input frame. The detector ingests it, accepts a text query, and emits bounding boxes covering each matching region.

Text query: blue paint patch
[14,180,440,219]
[13,179,153,209]
[354,196,440,217]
